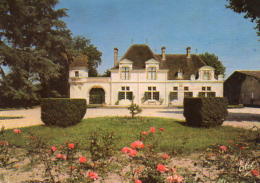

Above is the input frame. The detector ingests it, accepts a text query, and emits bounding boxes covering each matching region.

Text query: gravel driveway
[0,107,259,130]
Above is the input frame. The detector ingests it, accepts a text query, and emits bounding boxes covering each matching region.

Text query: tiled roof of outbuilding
[237,71,260,81]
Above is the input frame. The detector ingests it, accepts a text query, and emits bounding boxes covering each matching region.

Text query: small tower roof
[70,54,88,68]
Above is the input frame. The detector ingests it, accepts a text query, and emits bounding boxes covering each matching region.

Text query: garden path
[0,107,259,130]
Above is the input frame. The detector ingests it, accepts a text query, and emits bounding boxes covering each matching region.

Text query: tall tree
[226,0,260,36]
[71,36,102,77]
[199,52,226,76]
[0,0,72,106]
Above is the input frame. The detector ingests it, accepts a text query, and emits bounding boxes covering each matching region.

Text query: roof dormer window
[147,67,157,80]
[121,67,130,80]
[203,70,211,80]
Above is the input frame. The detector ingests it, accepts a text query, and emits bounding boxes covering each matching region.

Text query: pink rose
[219,145,228,152]
[141,131,148,135]
[131,140,144,149]
[135,180,142,183]
[13,129,21,134]
[56,153,66,160]
[161,153,170,159]
[51,146,57,152]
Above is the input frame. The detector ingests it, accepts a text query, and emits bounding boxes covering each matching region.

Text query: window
[145,86,159,101]
[199,86,214,97]
[184,92,193,97]
[121,67,130,80]
[147,67,156,80]
[184,86,189,91]
[203,71,211,80]
[118,86,133,100]
[198,92,206,97]
[207,92,216,97]
[173,87,178,91]
[169,92,178,100]
[75,71,79,77]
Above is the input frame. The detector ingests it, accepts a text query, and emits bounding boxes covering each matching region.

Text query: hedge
[41,98,87,127]
[183,97,228,128]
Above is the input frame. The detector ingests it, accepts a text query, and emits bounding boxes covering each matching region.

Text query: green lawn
[3,117,255,154]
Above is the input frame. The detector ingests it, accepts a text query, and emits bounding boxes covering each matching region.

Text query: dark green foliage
[184,97,228,128]
[0,0,71,105]
[199,52,226,76]
[41,98,86,127]
[70,36,102,77]
[88,129,117,161]
[128,101,142,118]
[226,0,260,36]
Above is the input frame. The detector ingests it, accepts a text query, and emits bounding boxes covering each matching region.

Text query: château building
[69,44,224,106]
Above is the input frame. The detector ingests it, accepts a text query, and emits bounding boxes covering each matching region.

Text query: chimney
[186,47,191,59]
[114,48,118,66]
[161,46,166,61]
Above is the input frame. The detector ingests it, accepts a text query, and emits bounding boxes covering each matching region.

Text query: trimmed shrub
[184,97,228,128]
[41,98,87,127]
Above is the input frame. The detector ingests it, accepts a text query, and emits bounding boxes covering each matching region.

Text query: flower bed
[0,124,259,183]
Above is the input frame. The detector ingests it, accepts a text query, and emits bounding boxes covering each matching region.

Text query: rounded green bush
[41,98,87,127]
[184,97,228,128]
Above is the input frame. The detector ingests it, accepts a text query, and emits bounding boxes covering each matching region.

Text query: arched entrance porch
[89,87,105,104]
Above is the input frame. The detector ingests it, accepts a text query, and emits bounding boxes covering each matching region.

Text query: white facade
[69,45,224,106]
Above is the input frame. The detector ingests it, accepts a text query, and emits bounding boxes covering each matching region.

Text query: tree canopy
[199,53,226,77]
[70,36,102,77]
[226,0,260,36]
[0,0,102,107]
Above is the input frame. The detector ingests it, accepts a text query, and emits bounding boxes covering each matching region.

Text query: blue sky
[57,0,259,77]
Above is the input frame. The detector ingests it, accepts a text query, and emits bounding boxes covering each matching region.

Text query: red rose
[156,164,168,173]
[149,127,156,133]
[121,147,132,153]
[159,128,165,131]
[251,169,260,177]
[79,156,87,163]
[128,149,138,157]
[68,143,75,149]
[87,171,98,180]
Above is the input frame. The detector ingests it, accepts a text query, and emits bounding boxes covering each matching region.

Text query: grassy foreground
[5,117,255,154]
